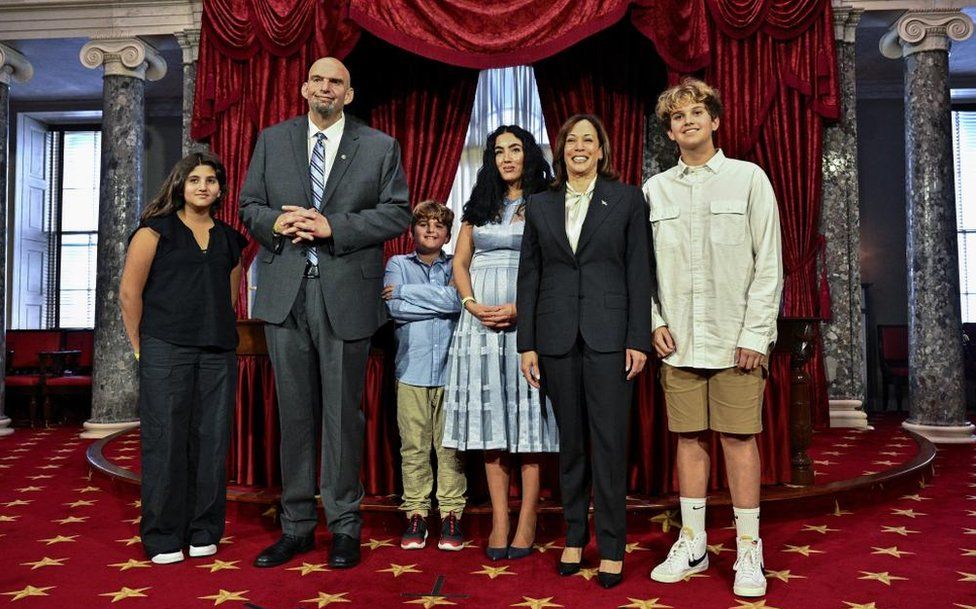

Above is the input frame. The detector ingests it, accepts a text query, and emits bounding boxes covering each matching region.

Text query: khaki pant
[660,364,766,434]
[396,381,466,517]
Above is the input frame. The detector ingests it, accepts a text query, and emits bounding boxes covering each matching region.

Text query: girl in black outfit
[120,152,247,565]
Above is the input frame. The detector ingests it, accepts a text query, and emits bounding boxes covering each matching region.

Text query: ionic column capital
[832,6,863,43]
[0,42,33,86]
[174,28,200,65]
[881,10,974,59]
[80,37,167,81]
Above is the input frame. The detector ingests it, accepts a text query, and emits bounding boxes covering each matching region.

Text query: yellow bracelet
[460,296,477,309]
[134,351,140,361]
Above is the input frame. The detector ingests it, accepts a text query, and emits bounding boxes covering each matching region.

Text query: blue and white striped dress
[441,199,559,453]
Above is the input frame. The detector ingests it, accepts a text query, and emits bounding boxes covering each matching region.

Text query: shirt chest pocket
[649,204,681,248]
[709,199,747,246]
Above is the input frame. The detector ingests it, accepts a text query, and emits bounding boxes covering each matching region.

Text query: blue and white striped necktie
[307,132,326,267]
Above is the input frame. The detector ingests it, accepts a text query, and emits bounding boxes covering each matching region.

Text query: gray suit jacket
[239,115,410,340]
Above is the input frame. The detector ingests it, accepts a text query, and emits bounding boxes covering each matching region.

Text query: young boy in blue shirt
[382,200,466,550]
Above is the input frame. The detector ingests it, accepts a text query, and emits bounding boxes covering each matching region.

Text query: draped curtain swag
[194,0,840,491]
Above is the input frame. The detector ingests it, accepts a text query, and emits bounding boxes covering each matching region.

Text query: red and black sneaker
[437,512,464,551]
[401,514,428,550]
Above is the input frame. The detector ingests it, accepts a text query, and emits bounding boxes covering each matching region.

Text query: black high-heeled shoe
[507,545,533,560]
[557,548,584,576]
[485,546,509,561]
[597,570,623,588]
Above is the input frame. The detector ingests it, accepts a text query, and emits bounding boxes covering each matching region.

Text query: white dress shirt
[642,149,783,369]
[307,113,345,186]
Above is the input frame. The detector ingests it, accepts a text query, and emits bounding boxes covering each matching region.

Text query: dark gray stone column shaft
[0,43,33,437]
[175,29,207,156]
[882,11,974,440]
[821,12,865,405]
[80,38,166,436]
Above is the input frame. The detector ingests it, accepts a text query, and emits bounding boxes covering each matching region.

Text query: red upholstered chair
[42,329,94,425]
[5,330,62,426]
[877,324,909,412]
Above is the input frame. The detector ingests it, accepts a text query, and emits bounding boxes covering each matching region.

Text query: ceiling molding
[0,0,201,40]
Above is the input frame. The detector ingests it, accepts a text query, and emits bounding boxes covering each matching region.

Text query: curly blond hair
[655,78,723,130]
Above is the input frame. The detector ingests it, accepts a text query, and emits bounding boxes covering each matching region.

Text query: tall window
[445,66,550,249]
[952,111,976,323]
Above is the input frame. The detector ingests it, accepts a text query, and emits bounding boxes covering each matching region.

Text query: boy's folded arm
[397,284,462,314]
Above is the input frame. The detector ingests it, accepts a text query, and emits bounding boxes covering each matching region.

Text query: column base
[80,419,139,439]
[0,416,13,437]
[829,399,873,429]
[902,420,976,444]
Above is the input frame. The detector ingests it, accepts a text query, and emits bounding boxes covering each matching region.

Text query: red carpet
[2,414,975,609]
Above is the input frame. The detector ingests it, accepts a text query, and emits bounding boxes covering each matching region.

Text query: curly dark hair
[461,125,552,226]
[141,151,228,221]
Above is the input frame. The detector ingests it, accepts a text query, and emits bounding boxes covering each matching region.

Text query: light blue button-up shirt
[384,251,461,387]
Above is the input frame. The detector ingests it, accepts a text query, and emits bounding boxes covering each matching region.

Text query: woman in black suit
[516,114,651,588]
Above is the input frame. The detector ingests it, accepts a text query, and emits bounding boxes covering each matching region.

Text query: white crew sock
[733,506,761,541]
[679,497,707,537]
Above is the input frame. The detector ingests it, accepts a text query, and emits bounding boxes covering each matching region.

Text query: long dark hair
[550,114,619,188]
[141,151,228,221]
[461,125,552,226]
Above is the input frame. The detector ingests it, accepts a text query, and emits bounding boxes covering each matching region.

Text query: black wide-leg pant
[139,336,236,557]
[540,336,634,561]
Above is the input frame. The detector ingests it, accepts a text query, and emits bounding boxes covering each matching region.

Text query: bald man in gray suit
[240,57,410,569]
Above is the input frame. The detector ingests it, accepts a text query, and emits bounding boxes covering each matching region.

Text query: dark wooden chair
[5,330,62,427]
[963,323,976,411]
[42,329,94,425]
[877,324,909,411]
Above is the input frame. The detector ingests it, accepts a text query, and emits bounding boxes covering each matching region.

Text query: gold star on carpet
[37,464,61,469]
[0,514,20,522]
[406,596,456,608]
[861,470,878,476]
[99,586,150,602]
[12,447,30,452]
[377,563,421,577]
[0,455,21,460]
[954,604,976,609]
[881,526,918,536]
[650,510,681,533]
[574,567,599,581]
[533,541,560,553]
[21,557,68,570]
[873,460,897,466]
[830,501,852,517]
[300,591,351,608]
[113,455,135,461]
[286,562,329,576]
[901,494,931,502]
[842,603,879,609]
[969,496,976,501]
[197,559,240,573]
[813,459,836,466]
[625,541,648,553]
[959,572,976,582]
[459,539,478,549]
[965,529,976,535]
[891,509,925,518]
[708,543,735,555]
[782,544,824,557]
[0,464,10,469]
[198,589,249,606]
[858,571,907,586]
[130,499,142,508]
[2,499,32,507]
[108,559,151,571]
[74,486,100,493]
[871,546,912,558]
[511,597,562,609]
[361,538,394,550]
[879,450,901,456]
[472,565,515,579]
[261,506,278,519]
[967,510,976,517]
[822,450,843,456]
[765,569,806,583]
[53,516,88,524]
[919,480,930,489]
[834,443,852,448]
[620,598,673,609]
[16,485,44,492]
[116,536,141,546]
[26,475,52,480]
[219,535,234,544]
[123,516,142,525]
[38,534,77,545]
[64,499,95,508]
[801,524,838,534]
[46,455,67,460]
[730,601,779,609]
[1,585,55,601]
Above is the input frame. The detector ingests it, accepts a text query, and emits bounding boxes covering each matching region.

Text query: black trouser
[264,278,370,539]
[139,336,236,557]
[540,336,633,561]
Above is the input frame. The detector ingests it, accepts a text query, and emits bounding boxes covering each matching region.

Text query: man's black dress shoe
[328,533,361,569]
[253,534,314,568]
[597,570,623,589]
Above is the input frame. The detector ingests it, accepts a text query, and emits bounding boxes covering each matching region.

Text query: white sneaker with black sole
[733,537,767,597]
[189,544,217,558]
[650,527,708,583]
[150,550,185,565]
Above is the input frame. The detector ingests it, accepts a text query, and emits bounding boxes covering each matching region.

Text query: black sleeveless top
[138,213,248,350]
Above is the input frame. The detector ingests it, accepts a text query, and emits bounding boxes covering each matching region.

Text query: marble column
[79,38,166,439]
[174,29,207,156]
[0,44,33,438]
[881,11,975,443]
[821,7,869,429]
[642,112,678,183]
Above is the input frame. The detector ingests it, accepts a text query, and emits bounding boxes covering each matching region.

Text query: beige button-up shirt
[642,150,783,369]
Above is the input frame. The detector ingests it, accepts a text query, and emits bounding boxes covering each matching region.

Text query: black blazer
[516,178,653,357]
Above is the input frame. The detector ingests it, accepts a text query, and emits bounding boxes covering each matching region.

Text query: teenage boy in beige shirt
[642,78,783,598]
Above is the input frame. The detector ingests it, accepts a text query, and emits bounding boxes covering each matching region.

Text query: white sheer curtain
[444,66,550,251]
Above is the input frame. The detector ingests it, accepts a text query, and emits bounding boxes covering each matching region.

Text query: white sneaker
[189,544,217,558]
[150,550,185,565]
[733,538,767,597]
[650,528,708,583]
